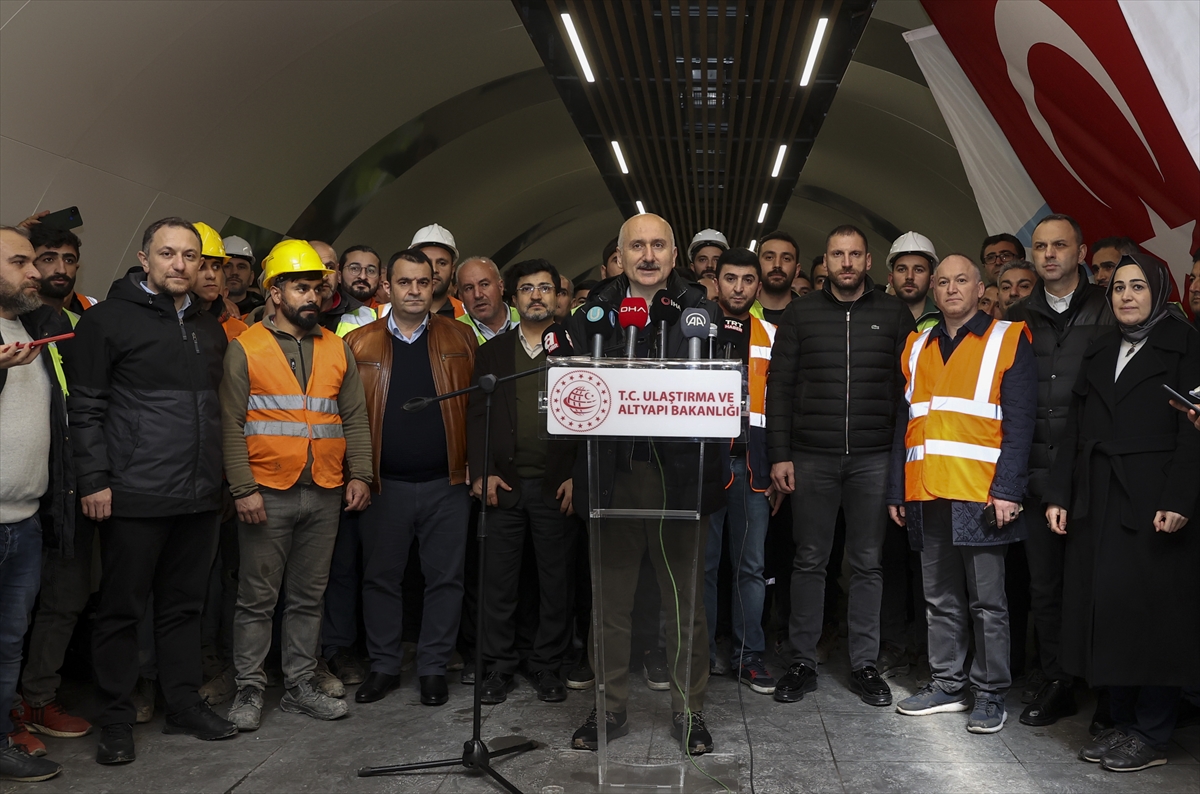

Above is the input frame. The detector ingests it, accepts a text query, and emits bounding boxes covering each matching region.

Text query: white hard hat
[410,223,459,262]
[888,231,938,267]
[687,229,729,261]
[222,235,255,265]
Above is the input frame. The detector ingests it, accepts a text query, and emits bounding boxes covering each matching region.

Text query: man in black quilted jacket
[1005,213,1114,728]
[67,218,237,765]
[766,224,915,707]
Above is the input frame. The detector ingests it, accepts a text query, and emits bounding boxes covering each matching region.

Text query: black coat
[766,275,915,460]
[564,270,728,516]
[66,273,227,518]
[467,329,577,508]
[1005,268,1115,497]
[1045,317,1200,686]
[0,306,76,556]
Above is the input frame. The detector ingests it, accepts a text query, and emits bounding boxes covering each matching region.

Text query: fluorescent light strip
[799,18,828,87]
[611,141,629,174]
[561,13,595,83]
[635,200,646,214]
[771,144,788,177]
[757,202,769,224]
[749,239,757,252]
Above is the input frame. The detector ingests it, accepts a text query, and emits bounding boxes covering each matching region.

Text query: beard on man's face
[281,298,320,331]
[38,274,76,300]
[0,281,43,315]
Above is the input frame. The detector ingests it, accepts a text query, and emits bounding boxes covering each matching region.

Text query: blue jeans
[704,457,770,664]
[1,515,43,735]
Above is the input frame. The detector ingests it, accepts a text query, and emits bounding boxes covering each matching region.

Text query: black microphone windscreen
[717,317,747,352]
[542,323,573,356]
[649,290,683,325]
[583,302,616,335]
[680,307,710,338]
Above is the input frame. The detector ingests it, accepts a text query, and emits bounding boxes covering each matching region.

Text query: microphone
[718,317,747,359]
[403,397,431,412]
[618,297,649,359]
[649,290,682,359]
[708,321,718,359]
[680,307,710,360]
[583,302,616,359]
[541,323,573,357]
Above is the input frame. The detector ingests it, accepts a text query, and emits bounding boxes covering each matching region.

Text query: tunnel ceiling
[513,0,875,249]
[1,0,985,292]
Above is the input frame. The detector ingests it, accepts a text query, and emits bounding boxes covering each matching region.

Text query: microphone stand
[358,364,549,793]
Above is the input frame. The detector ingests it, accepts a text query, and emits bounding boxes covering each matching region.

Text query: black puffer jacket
[0,306,75,556]
[66,273,227,517]
[565,270,728,516]
[766,275,915,460]
[1004,266,1115,497]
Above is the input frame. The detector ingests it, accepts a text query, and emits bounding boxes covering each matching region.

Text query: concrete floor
[7,651,1199,794]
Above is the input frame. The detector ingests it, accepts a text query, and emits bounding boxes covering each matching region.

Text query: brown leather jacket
[345,314,477,491]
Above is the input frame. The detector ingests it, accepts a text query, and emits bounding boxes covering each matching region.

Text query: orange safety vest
[901,318,1030,504]
[238,323,348,490]
[747,316,775,430]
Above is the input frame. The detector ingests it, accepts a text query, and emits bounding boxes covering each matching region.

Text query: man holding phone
[0,226,71,783]
[887,254,1037,735]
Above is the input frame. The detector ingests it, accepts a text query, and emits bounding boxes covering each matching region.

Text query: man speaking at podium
[564,213,726,755]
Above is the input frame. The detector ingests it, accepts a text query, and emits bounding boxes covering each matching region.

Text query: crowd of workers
[1,208,1198,783]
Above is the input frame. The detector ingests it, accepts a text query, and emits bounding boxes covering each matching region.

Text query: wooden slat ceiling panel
[517,0,874,250]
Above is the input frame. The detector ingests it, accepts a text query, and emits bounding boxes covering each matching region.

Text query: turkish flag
[923,0,1199,265]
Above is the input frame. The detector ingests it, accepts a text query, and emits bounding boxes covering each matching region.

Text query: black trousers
[1110,685,1180,748]
[1023,495,1070,682]
[92,512,218,726]
[481,478,574,674]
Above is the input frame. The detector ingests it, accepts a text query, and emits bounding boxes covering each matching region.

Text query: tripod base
[358,736,537,793]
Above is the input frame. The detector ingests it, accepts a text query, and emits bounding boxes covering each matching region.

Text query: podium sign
[545,360,741,438]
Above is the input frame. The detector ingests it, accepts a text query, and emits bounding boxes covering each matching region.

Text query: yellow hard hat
[192,222,227,260]
[261,239,332,290]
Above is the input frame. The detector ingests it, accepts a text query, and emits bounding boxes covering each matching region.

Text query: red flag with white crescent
[922,0,1199,283]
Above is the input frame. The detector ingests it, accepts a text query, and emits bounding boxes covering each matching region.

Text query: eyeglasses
[516,284,556,296]
[344,264,379,277]
[983,250,1018,265]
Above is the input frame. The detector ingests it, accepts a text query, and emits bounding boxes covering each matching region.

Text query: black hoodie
[65,273,227,517]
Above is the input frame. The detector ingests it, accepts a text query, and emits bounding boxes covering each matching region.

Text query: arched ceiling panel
[780,59,987,278]
[333,97,618,278]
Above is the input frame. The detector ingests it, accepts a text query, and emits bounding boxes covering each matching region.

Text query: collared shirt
[1045,287,1073,314]
[465,306,517,341]
[139,279,192,319]
[517,326,544,359]
[1115,337,1143,379]
[929,308,993,363]
[388,312,429,344]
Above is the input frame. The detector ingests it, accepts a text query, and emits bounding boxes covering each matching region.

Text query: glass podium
[542,357,743,792]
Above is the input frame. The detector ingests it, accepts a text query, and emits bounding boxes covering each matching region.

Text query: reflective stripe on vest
[334,305,377,338]
[239,323,348,489]
[748,316,776,429]
[900,318,1027,503]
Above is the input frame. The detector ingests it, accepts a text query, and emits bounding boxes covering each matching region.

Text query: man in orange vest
[888,254,1036,735]
[704,248,778,696]
[219,240,373,732]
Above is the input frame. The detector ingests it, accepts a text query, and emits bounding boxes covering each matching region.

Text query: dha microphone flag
[542,323,573,356]
[618,297,649,329]
[619,297,649,358]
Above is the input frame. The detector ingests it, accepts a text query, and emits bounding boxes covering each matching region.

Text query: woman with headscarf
[1044,252,1200,772]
